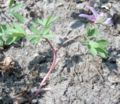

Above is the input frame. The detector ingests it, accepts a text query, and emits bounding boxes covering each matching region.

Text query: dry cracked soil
[1,0,120,104]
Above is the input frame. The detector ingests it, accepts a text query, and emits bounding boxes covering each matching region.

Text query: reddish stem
[35,38,58,96]
[35,35,81,95]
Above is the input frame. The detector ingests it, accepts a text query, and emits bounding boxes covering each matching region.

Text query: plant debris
[0,56,16,74]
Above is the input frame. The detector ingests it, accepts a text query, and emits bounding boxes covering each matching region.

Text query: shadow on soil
[70,12,88,29]
[63,53,83,73]
[28,49,52,73]
[102,48,120,72]
[100,0,109,4]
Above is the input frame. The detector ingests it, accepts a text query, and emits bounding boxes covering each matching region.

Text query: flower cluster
[77,2,112,25]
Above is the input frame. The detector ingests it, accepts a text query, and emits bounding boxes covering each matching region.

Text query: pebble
[32,99,38,104]
[56,3,64,7]
[108,73,120,83]
[31,87,37,93]
[101,3,112,10]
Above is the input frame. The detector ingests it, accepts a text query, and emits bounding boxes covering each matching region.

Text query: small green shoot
[0,1,26,47]
[8,2,26,23]
[27,16,56,44]
[0,23,25,47]
[86,25,99,37]
[84,26,108,58]
[7,0,14,7]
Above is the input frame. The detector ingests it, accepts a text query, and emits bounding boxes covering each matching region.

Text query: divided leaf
[7,0,14,7]
[87,27,98,37]
[96,48,108,58]
[37,16,57,27]
[27,16,56,45]
[9,3,23,12]
[85,24,99,38]
[29,25,40,35]
[0,23,25,46]
[96,39,108,48]
[87,40,108,58]
[0,38,4,47]
[88,46,98,56]
[11,12,25,23]
[88,41,99,48]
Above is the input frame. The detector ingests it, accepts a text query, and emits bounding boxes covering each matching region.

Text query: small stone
[31,87,37,93]
[56,3,64,7]
[32,99,38,104]
[101,3,112,10]
[108,73,120,83]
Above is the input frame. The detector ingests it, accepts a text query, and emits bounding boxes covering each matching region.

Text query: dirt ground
[1,0,120,104]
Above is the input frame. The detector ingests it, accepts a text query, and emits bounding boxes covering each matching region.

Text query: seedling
[0,23,25,47]
[7,0,14,8]
[26,16,59,95]
[83,25,108,58]
[2,1,109,96]
[26,14,109,95]
[8,3,26,23]
[27,16,82,95]
[0,1,26,48]
[27,16,56,44]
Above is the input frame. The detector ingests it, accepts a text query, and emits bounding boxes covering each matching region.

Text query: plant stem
[35,35,82,95]
[35,38,58,96]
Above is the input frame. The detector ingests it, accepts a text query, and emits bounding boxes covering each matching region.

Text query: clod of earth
[0,56,15,74]
[13,90,32,104]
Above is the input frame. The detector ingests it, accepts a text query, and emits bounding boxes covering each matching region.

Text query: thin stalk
[35,38,58,96]
[35,35,82,95]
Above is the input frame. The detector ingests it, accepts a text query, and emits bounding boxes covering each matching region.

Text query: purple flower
[79,6,99,22]
[79,6,113,25]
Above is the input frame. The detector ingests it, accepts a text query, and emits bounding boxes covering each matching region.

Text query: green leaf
[43,31,53,39]
[37,19,46,26]
[42,28,50,35]
[86,24,99,37]
[13,23,25,34]
[37,16,56,27]
[96,39,108,48]
[87,40,108,57]
[11,12,25,23]
[87,43,97,56]
[89,47,98,56]
[26,16,56,45]
[5,36,16,45]
[27,34,41,44]
[0,38,4,46]
[45,16,57,27]
[96,48,108,58]
[0,24,7,32]
[7,0,14,7]
[7,24,25,37]
[9,3,23,12]
[10,32,24,38]
[88,41,99,48]
[5,32,24,45]
[29,25,40,35]
[0,22,25,47]
[4,24,25,45]
[87,28,98,37]
[0,33,3,36]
